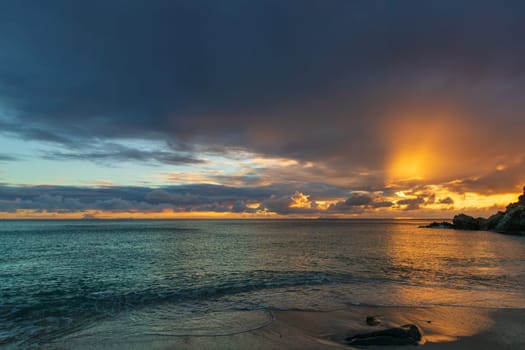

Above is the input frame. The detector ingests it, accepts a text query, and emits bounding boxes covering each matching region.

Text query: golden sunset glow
[446,192,517,209]
[384,108,474,184]
[386,136,443,184]
[0,209,281,220]
[289,192,312,209]
[389,148,432,181]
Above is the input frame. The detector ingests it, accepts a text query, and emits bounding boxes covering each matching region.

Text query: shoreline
[270,305,525,349]
[48,305,525,349]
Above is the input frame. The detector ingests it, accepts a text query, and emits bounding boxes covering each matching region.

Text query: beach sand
[273,306,524,349]
[50,305,525,349]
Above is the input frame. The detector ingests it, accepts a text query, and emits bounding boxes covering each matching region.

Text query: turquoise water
[1,219,525,347]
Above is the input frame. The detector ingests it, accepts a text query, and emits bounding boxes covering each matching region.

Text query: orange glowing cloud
[289,191,313,209]
[383,106,491,184]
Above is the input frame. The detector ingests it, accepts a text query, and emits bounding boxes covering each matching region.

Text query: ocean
[1,219,525,348]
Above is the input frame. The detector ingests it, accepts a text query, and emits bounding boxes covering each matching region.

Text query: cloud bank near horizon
[0,183,518,219]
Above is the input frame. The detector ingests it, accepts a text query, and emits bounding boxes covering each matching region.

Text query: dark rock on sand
[366,316,382,326]
[346,324,422,346]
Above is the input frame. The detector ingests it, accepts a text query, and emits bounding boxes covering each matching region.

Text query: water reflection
[3,219,525,347]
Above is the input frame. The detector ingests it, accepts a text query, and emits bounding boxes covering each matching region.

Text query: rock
[420,221,454,229]
[495,203,525,234]
[476,217,488,231]
[366,316,382,326]
[422,186,525,235]
[486,211,505,230]
[453,214,480,230]
[345,324,422,346]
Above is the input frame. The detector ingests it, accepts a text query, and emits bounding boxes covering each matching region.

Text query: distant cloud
[42,143,204,165]
[231,200,255,213]
[344,192,373,206]
[327,191,394,213]
[0,184,294,214]
[82,213,98,219]
[372,201,394,208]
[0,184,354,216]
[438,197,454,205]
[396,197,426,211]
[0,154,18,161]
[257,192,318,215]
[444,158,525,194]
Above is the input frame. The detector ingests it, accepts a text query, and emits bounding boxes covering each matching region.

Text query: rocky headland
[423,186,525,235]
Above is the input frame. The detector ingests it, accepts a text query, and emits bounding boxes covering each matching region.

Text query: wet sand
[50,305,525,349]
[271,305,525,349]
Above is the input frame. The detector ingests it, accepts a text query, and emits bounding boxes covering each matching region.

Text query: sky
[1,0,525,219]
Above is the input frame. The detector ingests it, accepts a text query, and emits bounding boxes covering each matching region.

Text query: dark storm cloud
[256,193,309,215]
[372,201,394,208]
[396,197,426,211]
[344,192,373,206]
[0,154,18,162]
[1,1,525,187]
[0,183,345,214]
[439,197,454,205]
[0,184,250,213]
[328,191,394,213]
[43,144,205,165]
[231,200,255,213]
[0,118,75,145]
[254,182,350,200]
[445,159,525,194]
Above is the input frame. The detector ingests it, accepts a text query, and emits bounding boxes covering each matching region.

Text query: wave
[3,268,525,347]
[0,270,354,346]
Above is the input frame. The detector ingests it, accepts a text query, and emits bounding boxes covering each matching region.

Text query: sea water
[1,219,524,348]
